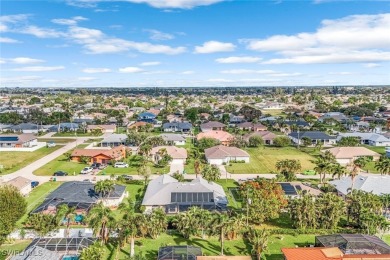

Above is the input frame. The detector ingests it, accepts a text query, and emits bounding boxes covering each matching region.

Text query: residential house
[162,122,192,133]
[282,247,343,260]
[261,102,285,110]
[87,124,116,133]
[196,131,233,146]
[48,123,79,132]
[205,145,249,165]
[288,131,337,146]
[330,175,390,198]
[321,147,380,165]
[129,107,145,113]
[229,115,245,125]
[166,114,183,123]
[100,134,127,147]
[10,123,42,134]
[141,175,228,214]
[127,121,152,132]
[3,176,32,196]
[71,145,126,164]
[386,147,390,158]
[319,112,350,123]
[32,181,127,213]
[337,133,390,146]
[243,131,277,145]
[0,124,12,132]
[138,112,157,123]
[200,121,226,132]
[147,108,160,116]
[236,122,267,132]
[0,134,37,148]
[150,146,187,165]
[160,134,186,146]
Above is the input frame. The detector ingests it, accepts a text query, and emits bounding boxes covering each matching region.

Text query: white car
[114,162,129,168]
[80,167,93,174]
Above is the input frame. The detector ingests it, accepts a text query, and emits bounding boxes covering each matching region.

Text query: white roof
[330,175,390,195]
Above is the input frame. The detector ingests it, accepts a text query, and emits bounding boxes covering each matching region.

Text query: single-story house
[282,247,343,260]
[321,147,380,165]
[318,112,350,123]
[236,122,267,132]
[0,124,12,132]
[87,124,116,133]
[49,123,79,132]
[200,121,226,132]
[138,112,157,123]
[205,145,249,165]
[160,134,186,146]
[127,121,152,132]
[243,131,277,145]
[129,107,146,113]
[196,131,233,146]
[330,175,390,198]
[162,122,192,133]
[100,134,127,147]
[229,115,245,124]
[71,145,126,164]
[32,181,127,213]
[141,175,228,214]
[3,176,32,196]
[0,133,37,148]
[9,123,42,134]
[147,108,160,116]
[288,131,337,145]
[150,146,187,165]
[337,132,390,147]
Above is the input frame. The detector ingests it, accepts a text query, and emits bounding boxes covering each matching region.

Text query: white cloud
[0,37,21,43]
[145,29,174,41]
[194,41,236,54]
[243,13,390,64]
[52,16,88,26]
[0,75,42,83]
[215,56,262,64]
[118,66,144,73]
[181,70,195,74]
[77,77,96,81]
[3,57,45,64]
[142,70,171,75]
[21,26,65,38]
[221,69,277,74]
[363,63,381,68]
[11,66,65,72]
[82,68,111,73]
[140,61,161,66]
[123,0,225,9]
[328,72,354,75]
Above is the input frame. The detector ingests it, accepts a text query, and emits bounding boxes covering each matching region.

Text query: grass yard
[226,147,316,174]
[34,151,87,176]
[37,138,76,143]
[102,232,316,260]
[363,161,379,174]
[53,132,103,137]
[0,146,64,174]
[102,155,170,175]
[383,234,390,245]
[216,179,242,209]
[362,145,386,155]
[17,181,63,226]
[0,240,31,260]
[261,109,285,117]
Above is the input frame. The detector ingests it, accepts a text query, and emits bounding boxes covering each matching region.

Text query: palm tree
[375,156,390,175]
[63,206,77,237]
[94,180,115,202]
[247,228,269,260]
[147,208,167,239]
[209,213,230,255]
[86,202,116,244]
[80,241,104,260]
[331,163,348,180]
[138,165,152,186]
[201,164,221,182]
[194,159,202,178]
[314,157,333,184]
[118,197,139,257]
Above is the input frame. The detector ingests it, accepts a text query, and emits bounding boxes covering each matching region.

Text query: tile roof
[205,145,249,159]
[150,146,187,159]
[101,133,128,143]
[282,247,343,260]
[322,147,380,159]
[196,131,233,142]
[71,145,125,159]
[4,176,31,190]
[160,134,186,142]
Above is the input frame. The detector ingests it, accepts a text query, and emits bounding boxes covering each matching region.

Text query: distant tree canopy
[338,136,361,146]
[239,105,262,121]
[273,136,291,147]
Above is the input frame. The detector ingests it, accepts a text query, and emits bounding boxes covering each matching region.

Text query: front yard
[0,146,64,174]
[226,146,316,174]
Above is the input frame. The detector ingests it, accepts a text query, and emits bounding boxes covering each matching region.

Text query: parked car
[114,162,129,168]
[31,181,39,188]
[47,142,56,148]
[54,171,68,176]
[91,163,101,169]
[122,175,133,181]
[80,167,93,174]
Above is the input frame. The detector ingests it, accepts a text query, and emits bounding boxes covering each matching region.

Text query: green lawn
[0,146,64,175]
[216,179,242,209]
[261,109,284,117]
[0,240,31,260]
[383,234,390,245]
[363,145,386,155]
[363,161,379,174]
[102,232,316,260]
[53,132,103,137]
[226,147,316,174]
[34,151,88,176]
[101,155,170,175]
[37,138,76,143]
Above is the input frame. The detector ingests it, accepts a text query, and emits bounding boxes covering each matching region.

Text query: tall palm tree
[86,202,116,244]
[209,213,230,255]
[64,206,77,238]
[331,163,348,180]
[147,208,167,239]
[375,156,390,175]
[118,197,139,257]
[201,165,221,182]
[314,158,333,184]
[247,228,269,260]
[194,159,202,178]
[94,180,115,202]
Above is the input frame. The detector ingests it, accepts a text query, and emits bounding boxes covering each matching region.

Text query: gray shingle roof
[205,145,249,159]
[289,131,335,140]
[101,133,128,143]
[160,134,186,142]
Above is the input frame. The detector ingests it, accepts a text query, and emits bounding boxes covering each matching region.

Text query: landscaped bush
[230,160,246,163]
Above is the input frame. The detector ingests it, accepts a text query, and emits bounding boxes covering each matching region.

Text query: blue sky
[1,0,389,87]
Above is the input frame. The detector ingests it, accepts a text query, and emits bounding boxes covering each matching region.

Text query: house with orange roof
[321,147,380,165]
[71,145,126,164]
[196,130,233,146]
